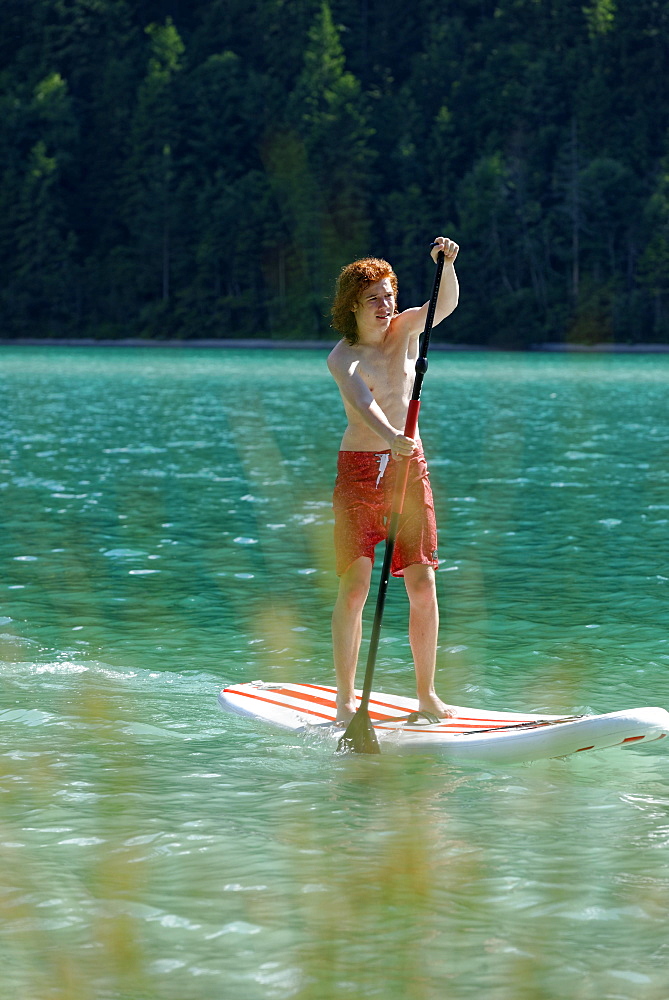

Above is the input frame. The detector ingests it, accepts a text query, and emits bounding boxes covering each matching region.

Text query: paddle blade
[336,708,381,755]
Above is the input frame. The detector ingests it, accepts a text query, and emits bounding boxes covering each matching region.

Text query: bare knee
[336,576,370,613]
[404,565,437,608]
[335,560,372,613]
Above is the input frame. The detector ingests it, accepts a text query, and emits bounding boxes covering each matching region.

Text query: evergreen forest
[2,0,669,347]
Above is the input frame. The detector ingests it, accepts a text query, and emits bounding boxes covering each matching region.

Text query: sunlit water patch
[1,346,669,999]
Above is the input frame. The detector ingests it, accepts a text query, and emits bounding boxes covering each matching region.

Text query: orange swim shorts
[333,448,438,577]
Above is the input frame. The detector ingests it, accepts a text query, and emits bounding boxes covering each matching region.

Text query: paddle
[337,247,446,754]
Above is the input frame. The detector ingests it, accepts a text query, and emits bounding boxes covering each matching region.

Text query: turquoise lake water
[1,345,669,999]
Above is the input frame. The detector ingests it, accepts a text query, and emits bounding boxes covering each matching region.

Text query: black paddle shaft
[337,249,445,753]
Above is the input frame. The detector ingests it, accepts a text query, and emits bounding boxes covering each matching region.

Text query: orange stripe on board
[227,685,409,722]
[297,685,502,723]
[622,735,645,743]
[226,688,334,722]
[368,697,512,723]
[227,686,337,712]
[288,684,337,702]
[266,687,337,709]
[234,684,402,722]
[306,684,409,719]
[224,685,565,733]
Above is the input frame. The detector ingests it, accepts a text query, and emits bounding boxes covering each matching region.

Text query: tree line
[2,0,669,347]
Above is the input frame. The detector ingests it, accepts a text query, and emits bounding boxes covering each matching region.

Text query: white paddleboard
[218,681,669,764]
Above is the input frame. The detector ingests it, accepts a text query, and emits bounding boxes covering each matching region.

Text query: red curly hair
[331,257,398,345]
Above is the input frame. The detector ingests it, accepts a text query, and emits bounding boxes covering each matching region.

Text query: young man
[328,236,459,724]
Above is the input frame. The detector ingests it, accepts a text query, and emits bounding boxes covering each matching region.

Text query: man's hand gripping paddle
[337,248,446,754]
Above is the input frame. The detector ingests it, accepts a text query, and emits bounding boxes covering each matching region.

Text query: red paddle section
[392,398,421,517]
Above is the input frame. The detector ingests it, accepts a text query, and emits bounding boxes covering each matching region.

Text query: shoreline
[1,337,669,353]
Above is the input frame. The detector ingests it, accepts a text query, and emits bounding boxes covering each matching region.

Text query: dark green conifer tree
[1,72,80,335]
[264,1,373,335]
[121,17,184,336]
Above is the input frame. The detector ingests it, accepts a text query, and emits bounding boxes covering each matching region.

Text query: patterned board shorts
[332,448,438,578]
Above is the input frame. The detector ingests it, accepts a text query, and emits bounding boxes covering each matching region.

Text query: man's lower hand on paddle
[390,433,417,461]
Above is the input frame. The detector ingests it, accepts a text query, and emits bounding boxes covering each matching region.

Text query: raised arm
[395,236,459,338]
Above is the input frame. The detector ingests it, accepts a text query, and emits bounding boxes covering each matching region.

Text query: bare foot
[418,693,457,719]
[335,699,357,726]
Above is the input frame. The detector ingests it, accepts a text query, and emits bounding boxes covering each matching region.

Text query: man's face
[353,278,396,332]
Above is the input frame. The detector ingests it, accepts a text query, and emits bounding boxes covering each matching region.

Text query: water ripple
[2,348,669,1000]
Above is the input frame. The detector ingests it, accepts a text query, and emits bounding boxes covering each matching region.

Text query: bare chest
[356,341,416,398]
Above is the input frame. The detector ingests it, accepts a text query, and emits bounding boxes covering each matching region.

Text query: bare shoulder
[390,306,423,340]
[327,339,355,376]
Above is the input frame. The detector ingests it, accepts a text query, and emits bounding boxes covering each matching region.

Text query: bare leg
[331,556,373,723]
[403,563,455,718]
